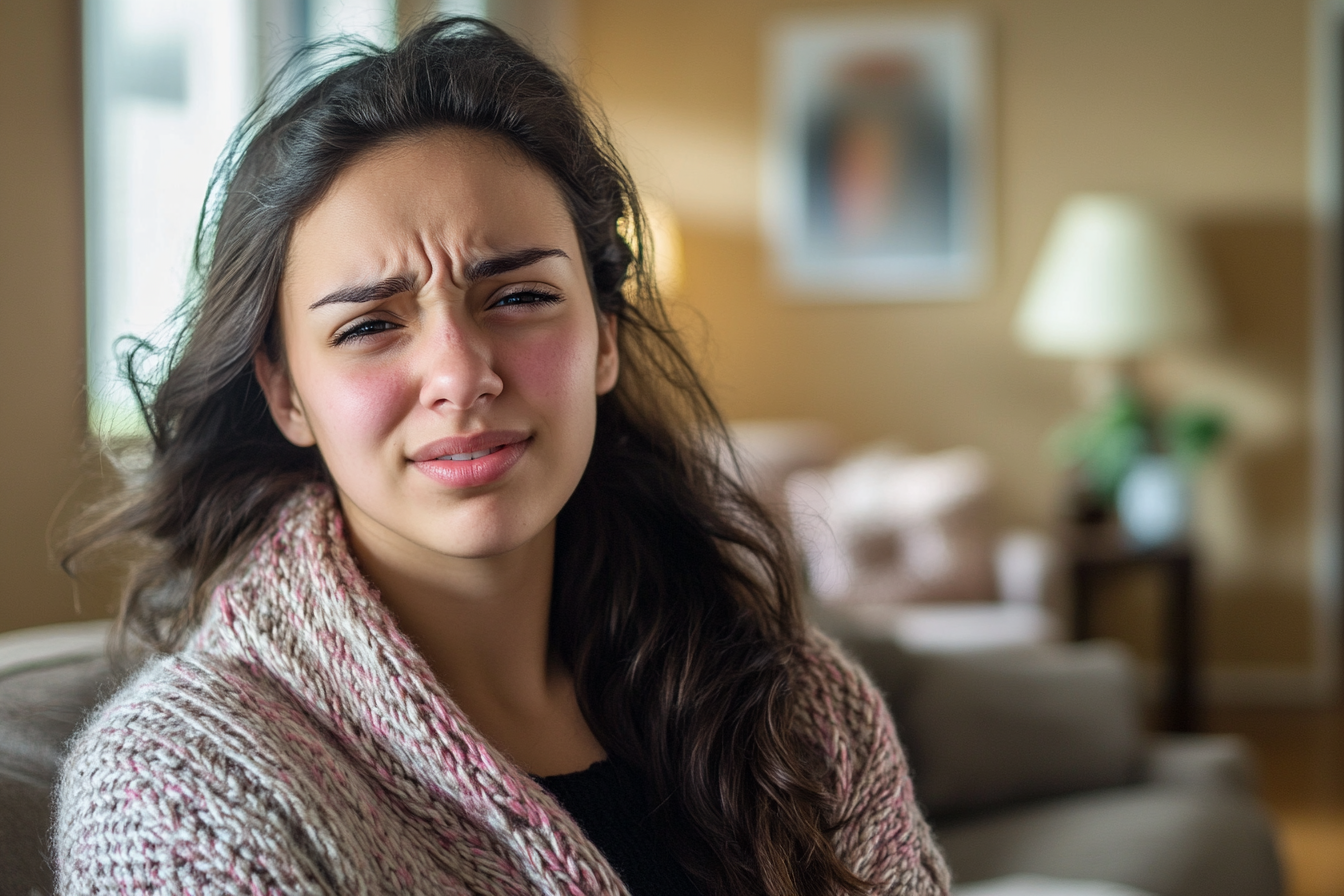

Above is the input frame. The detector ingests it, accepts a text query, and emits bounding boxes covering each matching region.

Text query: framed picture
[761,13,989,300]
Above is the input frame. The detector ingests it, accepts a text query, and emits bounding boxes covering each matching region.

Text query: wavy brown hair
[63,18,867,896]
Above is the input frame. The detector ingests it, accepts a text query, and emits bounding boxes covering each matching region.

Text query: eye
[332,318,401,346]
[489,287,563,310]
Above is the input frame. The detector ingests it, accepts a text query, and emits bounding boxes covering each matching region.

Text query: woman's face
[256,128,618,565]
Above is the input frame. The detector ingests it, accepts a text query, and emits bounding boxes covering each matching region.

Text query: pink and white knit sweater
[56,485,950,895]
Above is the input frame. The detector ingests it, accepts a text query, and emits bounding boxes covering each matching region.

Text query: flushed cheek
[304,361,413,461]
[505,328,599,415]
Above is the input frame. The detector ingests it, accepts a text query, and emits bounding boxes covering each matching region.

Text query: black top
[536,758,703,896]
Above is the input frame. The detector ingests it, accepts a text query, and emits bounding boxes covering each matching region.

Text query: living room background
[579,0,1322,701]
[0,0,1324,703]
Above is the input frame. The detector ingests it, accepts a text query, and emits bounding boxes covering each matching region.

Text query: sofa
[0,616,1281,896]
[0,620,125,893]
[726,419,1280,894]
[819,607,1282,896]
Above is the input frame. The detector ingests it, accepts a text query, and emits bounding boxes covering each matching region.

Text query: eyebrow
[464,247,569,282]
[306,247,570,310]
[308,275,416,310]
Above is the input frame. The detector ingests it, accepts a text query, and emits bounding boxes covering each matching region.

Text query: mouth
[435,446,504,462]
[409,430,530,464]
[409,431,531,489]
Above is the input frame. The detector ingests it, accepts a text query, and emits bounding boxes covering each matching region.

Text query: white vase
[1116,454,1190,548]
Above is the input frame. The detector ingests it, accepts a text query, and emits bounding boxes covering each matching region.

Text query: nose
[418,310,504,412]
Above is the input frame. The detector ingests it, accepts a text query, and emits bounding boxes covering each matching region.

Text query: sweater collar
[195,483,629,896]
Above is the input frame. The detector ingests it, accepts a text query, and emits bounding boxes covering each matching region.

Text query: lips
[437,446,501,461]
[409,431,530,489]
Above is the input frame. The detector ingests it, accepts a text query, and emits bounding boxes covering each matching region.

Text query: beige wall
[0,1,92,633]
[574,0,1318,669]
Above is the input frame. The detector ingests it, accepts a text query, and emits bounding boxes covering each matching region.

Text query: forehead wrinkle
[285,127,586,310]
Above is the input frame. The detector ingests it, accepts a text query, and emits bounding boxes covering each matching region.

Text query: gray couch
[0,619,1282,895]
[827,612,1282,896]
[0,621,125,894]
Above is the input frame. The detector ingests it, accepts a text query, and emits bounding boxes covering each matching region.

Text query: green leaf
[1163,406,1228,467]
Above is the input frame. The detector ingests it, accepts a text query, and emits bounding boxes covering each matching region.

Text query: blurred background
[1,1,1342,894]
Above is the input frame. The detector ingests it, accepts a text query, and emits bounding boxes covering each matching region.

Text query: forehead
[286,127,578,275]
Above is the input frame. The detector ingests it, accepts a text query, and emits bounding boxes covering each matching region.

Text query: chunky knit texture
[56,485,950,895]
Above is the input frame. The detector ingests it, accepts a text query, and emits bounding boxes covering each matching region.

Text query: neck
[334,491,605,775]
[341,499,557,707]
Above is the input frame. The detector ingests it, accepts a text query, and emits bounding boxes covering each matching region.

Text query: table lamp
[1015,193,1213,373]
[1013,194,1217,544]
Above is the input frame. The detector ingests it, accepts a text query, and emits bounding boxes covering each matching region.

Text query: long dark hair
[64,18,866,896]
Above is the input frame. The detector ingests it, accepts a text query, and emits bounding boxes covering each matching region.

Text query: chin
[431,533,532,560]
[414,508,550,561]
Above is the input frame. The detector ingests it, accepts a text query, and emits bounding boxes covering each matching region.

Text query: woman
[58,18,948,896]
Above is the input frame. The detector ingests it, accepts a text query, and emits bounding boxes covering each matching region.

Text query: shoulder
[791,627,894,755]
[56,653,333,894]
[791,626,951,896]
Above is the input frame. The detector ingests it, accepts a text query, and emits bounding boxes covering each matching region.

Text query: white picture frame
[761,13,990,301]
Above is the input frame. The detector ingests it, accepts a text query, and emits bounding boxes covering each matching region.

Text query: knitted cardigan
[56,485,950,895]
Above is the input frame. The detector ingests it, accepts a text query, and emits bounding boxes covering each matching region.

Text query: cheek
[508,327,599,415]
[305,362,411,451]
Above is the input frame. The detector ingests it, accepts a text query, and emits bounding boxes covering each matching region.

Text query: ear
[595,313,620,396]
[254,351,317,447]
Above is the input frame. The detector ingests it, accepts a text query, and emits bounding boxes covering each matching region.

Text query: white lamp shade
[1014,194,1214,359]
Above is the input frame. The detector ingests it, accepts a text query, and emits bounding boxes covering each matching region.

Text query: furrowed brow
[464,247,569,282]
[308,275,416,311]
[305,249,568,310]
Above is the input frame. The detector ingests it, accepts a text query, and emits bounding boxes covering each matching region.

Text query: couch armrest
[0,620,118,784]
[901,640,1146,818]
[0,619,112,676]
[1144,734,1257,793]
[819,613,1148,820]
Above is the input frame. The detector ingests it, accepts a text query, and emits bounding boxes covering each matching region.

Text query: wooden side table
[1069,528,1199,732]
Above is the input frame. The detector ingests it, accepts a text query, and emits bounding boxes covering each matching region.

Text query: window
[83,0,399,437]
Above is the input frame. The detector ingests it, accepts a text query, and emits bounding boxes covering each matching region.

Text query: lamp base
[1073,358,1136,408]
